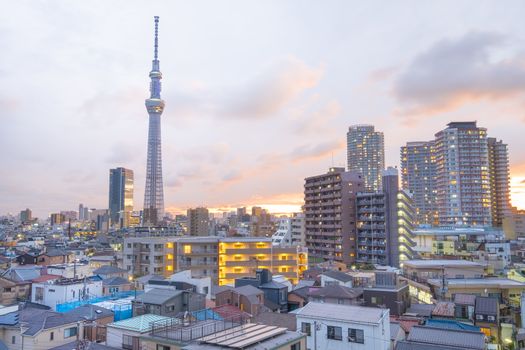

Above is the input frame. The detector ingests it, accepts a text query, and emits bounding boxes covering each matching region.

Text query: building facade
[347,124,385,191]
[187,207,210,236]
[488,137,511,227]
[434,122,491,226]
[400,141,437,225]
[123,236,307,285]
[356,167,417,267]
[304,167,364,265]
[109,167,134,228]
[291,212,306,246]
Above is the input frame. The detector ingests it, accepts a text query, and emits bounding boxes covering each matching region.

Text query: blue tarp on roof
[425,319,480,332]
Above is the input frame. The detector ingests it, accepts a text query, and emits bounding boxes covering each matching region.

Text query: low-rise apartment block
[123,236,308,285]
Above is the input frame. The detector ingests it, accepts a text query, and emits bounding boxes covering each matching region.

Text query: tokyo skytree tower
[143,16,165,225]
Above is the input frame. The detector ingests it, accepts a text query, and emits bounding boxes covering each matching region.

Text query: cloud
[220,57,323,119]
[292,100,341,135]
[289,140,345,163]
[393,32,525,118]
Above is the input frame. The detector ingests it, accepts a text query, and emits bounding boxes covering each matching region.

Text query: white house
[31,277,103,310]
[106,314,172,349]
[295,302,390,350]
[168,269,212,299]
[320,270,353,288]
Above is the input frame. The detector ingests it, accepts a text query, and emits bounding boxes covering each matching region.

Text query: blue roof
[425,319,480,332]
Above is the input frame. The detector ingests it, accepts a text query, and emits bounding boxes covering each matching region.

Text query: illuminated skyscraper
[434,122,491,226]
[143,16,165,225]
[488,137,510,227]
[109,167,134,228]
[347,125,385,191]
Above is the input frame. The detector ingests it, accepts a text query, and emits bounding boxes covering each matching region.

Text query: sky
[2,1,525,218]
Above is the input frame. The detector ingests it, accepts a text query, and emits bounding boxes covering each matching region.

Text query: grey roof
[103,276,130,286]
[45,249,68,257]
[403,260,485,268]
[49,341,120,350]
[136,274,165,284]
[454,293,476,306]
[396,340,471,350]
[321,270,353,282]
[295,301,386,324]
[64,304,113,321]
[251,311,297,331]
[294,280,316,289]
[233,284,264,296]
[390,322,402,340]
[407,303,435,317]
[93,265,127,275]
[407,326,485,350]
[475,296,498,315]
[211,284,233,297]
[308,285,363,299]
[13,267,41,281]
[260,280,287,289]
[290,286,311,300]
[134,288,182,305]
[0,312,18,326]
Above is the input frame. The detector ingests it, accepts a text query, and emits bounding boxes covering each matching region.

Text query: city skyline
[2,1,525,218]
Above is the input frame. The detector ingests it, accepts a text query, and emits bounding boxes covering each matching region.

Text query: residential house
[235,269,289,312]
[320,270,353,287]
[93,266,128,280]
[106,314,172,350]
[215,285,264,315]
[454,293,476,320]
[131,288,205,317]
[402,260,486,283]
[474,296,499,343]
[296,302,390,350]
[0,276,31,305]
[39,249,70,265]
[307,285,363,305]
[395,326,485,350]
[363,272,410,316]
[102,277,131,296]
[31,277,103,310]
[288,286,310,311]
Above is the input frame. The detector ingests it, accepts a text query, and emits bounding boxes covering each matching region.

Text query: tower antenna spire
[154,16,159,61]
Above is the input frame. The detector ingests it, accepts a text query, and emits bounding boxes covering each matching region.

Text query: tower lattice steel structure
[143,16,165,225]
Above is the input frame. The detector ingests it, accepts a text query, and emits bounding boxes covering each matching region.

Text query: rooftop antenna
[154,16,159,61]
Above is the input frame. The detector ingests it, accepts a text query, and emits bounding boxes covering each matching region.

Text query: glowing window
[183,245,192,254]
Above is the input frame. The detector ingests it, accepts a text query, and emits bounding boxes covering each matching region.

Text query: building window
[348,328,364,343]
[184,245,192,254]
[11,336,15,344]
[50,332,54,341]
[291,342,301,350]
[64,327,78,338]
[487,315,495,322]
[301,322,311,336]
[327,326,342,340]
[156,345,170,350]
[123,335,135,350]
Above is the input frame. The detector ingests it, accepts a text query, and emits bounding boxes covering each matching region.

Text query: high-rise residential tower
[143,16,165,225]
[187,207,210,236]
[434,122,491,226]
[400,141,438,225]
[347,125,385,191]
[488,137,511,227]
[304,167,364,265]
[109,167,134,228]
[356,167,417,267]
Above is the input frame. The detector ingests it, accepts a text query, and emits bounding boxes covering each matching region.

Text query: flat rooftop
[428,278,525,288]
[295,301,387,324]
[403,260,485,268]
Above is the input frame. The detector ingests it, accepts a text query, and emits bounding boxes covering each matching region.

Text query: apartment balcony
[180,250,218,256]
[223,248,272,255]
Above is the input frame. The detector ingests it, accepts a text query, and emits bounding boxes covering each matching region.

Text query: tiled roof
[407,326,485,350]
[307,285,363,299]
[232,285,264,296]
[475,296,498,315]
[32,274,61,283]
[102,276,130,286]
[134,288,182,305]
[321,270,353,282]
[93,265,127,275]
[431,302,455,317]
[108,314,172,333]
[453,293,476,306]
